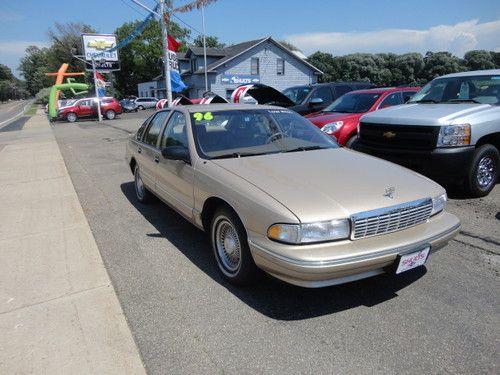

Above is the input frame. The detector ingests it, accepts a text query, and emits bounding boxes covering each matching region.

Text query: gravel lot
[53,110,499,375]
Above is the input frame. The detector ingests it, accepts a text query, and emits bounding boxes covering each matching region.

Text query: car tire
[134,165,153,203]
[345,135,357,148]
[66,112,77,123]
[138,105,144,110]
[105,110,116,120]
[464,144,499,197]
[210,206,261,285]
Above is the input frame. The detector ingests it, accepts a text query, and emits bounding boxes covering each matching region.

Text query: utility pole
[160,0,173,106]
[202,4,208,92]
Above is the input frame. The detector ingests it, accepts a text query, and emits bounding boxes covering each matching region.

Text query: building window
[251,57,259,75]
[191,59,197,72]
[277,58,285,75]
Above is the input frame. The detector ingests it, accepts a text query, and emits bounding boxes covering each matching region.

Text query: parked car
[135,97,159,110]
[57,97,123,122]
[282,82,376,115]
[354,69,500,197]
[306,87,419,147]
[120,98,139,112]
[126,103,459,287]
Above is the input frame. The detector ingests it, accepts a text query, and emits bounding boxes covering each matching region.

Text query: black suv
[282,82,376,115]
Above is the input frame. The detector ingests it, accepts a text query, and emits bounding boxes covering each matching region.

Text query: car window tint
[334,85,352,98]
[380,92,403,107]
[311,87,333,102]
[160,112,188,148]
[143,111,169,147]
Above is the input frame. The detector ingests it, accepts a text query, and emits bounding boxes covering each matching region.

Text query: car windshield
[323,93,381,113]
[282,86,312,104]
[409,75,500,105]
[191,109,338,159]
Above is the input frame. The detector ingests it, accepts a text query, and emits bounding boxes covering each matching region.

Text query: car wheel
[138,105,144,110]
[345,135,357,148]
[210,206,260,285]
[134,165,153,203]
[465,144,499,197]
[105,110,116,120]
[66,112,77,122]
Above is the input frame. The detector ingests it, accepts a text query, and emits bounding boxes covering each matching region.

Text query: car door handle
[154,156,159,163]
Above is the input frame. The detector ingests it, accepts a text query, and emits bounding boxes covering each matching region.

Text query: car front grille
[358,122,439,150]
[350,198,433,240]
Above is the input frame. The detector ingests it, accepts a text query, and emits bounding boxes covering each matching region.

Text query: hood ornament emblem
[383,131,396,139]
[384,187,395,199]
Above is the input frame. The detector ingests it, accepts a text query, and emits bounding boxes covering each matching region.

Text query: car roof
[347,87,420,95]
[285,81,374,90]
[438,69,500,79]
[159,103,291,113]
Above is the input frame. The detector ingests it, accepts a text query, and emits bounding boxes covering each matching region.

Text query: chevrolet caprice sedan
[125,104,460,288]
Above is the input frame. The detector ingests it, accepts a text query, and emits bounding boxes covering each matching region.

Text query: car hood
[361,103,497,125]
[234,84,296,107]
[306,111,363,126]
[211,149,443,222]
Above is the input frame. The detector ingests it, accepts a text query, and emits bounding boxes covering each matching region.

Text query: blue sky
[1,0,499,77]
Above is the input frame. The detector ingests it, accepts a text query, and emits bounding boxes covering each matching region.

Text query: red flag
[95,72,106,81]
[167,35,181,52]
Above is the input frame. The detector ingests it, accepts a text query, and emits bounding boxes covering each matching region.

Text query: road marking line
[0,102,32,127]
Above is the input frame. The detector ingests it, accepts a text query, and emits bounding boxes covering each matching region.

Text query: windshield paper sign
[222,75,260,85]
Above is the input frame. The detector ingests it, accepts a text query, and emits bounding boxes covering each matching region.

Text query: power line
[121,0,149,17]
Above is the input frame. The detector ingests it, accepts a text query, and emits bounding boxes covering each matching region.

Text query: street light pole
[202,4,208,92]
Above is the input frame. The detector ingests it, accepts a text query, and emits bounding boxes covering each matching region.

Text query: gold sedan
[126,104,460,288]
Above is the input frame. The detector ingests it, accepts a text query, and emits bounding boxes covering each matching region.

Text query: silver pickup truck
[354,69,500,197]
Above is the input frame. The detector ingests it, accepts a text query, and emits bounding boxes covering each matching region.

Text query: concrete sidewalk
[0,111,145,374]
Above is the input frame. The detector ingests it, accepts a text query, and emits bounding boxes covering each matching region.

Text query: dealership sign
[81,33,120,72]
[221,75,260,85]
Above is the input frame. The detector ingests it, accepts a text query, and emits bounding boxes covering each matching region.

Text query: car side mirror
[309,97,324,106]
[161,146,191,164]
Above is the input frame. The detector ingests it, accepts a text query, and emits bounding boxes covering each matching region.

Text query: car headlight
[431,193,447,216]
[267,219,350,244]
[321,121,343,134]
[437,124,470,147]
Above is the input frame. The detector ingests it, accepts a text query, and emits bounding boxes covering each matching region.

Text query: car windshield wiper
[412,99,439,104]
[283,145,327,153]
[445,99,481,104]
[210,152,263,159]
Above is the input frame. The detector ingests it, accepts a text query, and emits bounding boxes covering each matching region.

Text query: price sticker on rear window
[193,112,214,121]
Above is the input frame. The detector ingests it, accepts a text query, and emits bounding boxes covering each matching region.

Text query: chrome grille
[351,198,433,240]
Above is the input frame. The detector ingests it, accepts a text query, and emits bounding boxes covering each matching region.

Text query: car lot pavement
[50,110,499,374]
[0,110,145,374]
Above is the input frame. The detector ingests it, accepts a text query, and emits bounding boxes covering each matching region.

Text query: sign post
[91,57,103,122]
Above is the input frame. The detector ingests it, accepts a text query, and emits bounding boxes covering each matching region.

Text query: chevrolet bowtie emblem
[383,131,396,139]
[384,187,395,199]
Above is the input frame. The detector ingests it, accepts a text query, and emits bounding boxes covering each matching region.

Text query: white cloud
[285,19,500,57]
[0,40,48,78]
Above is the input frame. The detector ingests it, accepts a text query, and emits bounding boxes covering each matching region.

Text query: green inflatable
[48,82,89,119]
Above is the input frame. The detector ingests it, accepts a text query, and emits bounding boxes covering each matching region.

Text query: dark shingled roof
[188,46,226,57]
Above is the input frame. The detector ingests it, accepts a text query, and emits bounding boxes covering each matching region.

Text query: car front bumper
[248,212,460,288]
[352,142,475,183]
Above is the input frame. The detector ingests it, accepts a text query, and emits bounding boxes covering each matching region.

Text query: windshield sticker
[268,109,293,114]
[193,112,214,121]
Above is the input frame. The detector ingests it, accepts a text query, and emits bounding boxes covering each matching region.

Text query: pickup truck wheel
[210,206,260,285]
[66,112,77,122]
[134,165,153,203]
[105,110,116,120]
[465,144,499,197]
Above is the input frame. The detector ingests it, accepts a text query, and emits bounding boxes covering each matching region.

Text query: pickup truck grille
[358,122,439,150]
[351,198,433,240]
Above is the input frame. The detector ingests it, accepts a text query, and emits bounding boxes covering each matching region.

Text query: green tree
[277,40,300,52]
[18,46,53,95]
[307,51,341,82]
[463,50,495,71]
[192,35,224,48]
[113,19,190,96]
[422,51,466,81]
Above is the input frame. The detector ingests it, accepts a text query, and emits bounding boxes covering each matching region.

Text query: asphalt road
[0,100,32,129]
[52,110,499,374]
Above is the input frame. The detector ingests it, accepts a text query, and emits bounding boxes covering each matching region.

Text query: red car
[305,87,419,147]
[57,97,123,122]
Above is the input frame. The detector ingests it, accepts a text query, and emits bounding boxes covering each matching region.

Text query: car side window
[334,85,352,98]
[160,112,188,149]
[311,87,333,102]
[380,92,403,107]
[402,91,416,103]
[143,111,169,147]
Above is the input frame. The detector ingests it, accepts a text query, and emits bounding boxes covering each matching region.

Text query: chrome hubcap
[477,156,495,188]
[135,169,145,199]
[215,219,241,273]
